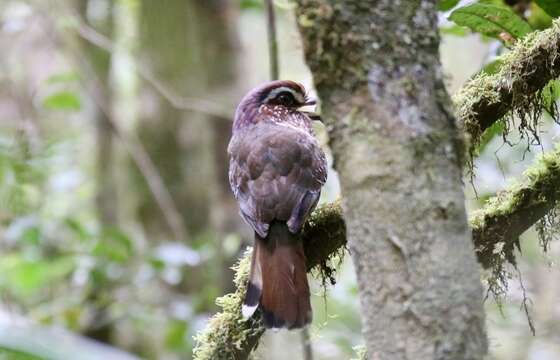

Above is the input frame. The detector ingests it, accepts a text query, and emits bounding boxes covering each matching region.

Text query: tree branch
[71,9,233,120]
[265,0,279,80]
[470,144,560,269]
[454,20,560,151]
[41,2,190,242]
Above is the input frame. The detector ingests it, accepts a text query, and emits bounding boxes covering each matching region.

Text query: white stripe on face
[262,86,305,104]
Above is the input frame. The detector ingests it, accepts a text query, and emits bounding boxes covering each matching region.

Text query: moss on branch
[470,144,560,292]
[455,20,560,157]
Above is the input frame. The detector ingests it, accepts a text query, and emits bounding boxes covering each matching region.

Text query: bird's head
[233,80,319,131]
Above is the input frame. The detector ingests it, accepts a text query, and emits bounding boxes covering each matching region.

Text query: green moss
[455,20,560,169]
[470,144,560,300]
[351,345,368,360]
[192,248,264,360]
[470,144,560,226]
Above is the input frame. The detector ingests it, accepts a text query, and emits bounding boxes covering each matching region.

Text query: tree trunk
[296,1,487,359]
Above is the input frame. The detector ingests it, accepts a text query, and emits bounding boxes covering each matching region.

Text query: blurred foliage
[42,91,81,112]
[528,2,554,29]
[438,0,461,11]
[240,0,263,10]
[535,0,560,18]
[0,349,41,360]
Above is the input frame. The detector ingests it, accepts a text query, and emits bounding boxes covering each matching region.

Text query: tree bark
[296,1,487,359]
[136,0,207,239]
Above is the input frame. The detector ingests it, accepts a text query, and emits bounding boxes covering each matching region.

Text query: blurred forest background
[0,0,559,359]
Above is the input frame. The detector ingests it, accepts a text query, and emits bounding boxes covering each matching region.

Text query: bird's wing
[228,121,327,237]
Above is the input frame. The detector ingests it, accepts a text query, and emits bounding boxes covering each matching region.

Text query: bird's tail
[242,221,311,329]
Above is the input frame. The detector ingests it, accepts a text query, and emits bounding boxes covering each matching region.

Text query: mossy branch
[192,202,345,360]
[471,144,560,272]
[455,20,560,152]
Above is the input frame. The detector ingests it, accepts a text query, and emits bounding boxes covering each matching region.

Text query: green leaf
[274,0,295,10]
[93,227,134,263]
[164,320,188,349]
[45,71,80,84]
[148,257,165,271]
[0,348,44,360]
[479,0,507,5]
[240,0,262,10]
[0,256,75,298]
[21,227,41,246]
[528,3,553,30]
[0,324,141,360]
[438,0,460,11]
[440,24,469,36]
[477,121,505,154]
[42,91,81,111]
[65,218,90,241]
[449,4,533,40]
[535,0,560,18]
[542,79,560,113]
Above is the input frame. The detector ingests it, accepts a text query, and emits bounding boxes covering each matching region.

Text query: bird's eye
[276,93,295,106]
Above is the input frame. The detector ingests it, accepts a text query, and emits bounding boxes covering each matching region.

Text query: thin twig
[265,0,279,80]
[73,12,232,120]
[82,63,189,243]
[39,3,189,242]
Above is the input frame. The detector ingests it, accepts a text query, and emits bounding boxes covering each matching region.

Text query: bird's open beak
[300,99,322,122]
[302,111,322,122]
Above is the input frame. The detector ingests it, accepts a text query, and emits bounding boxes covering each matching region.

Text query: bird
[228,80,327,329]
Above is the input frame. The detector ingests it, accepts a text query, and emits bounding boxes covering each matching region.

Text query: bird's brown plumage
[228,80,326,329]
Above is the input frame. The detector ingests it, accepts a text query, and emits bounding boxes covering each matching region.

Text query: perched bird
[228,80,327,329]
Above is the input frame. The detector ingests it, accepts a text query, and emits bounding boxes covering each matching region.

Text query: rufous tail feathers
[242,221,311,329]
